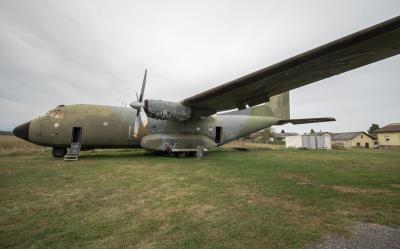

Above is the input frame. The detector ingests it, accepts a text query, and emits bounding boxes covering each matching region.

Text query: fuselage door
[215,126,222,144]
[72,127,82,143]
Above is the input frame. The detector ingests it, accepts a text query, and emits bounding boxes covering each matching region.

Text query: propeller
[130,69,149,138]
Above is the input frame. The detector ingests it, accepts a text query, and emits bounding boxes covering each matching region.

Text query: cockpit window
[44,110,64,119]
[54,112,64,118]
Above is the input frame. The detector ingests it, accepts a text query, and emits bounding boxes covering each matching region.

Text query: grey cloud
[0,0,399,132]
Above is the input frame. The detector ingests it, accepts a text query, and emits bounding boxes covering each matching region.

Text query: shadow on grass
[21,147,269,162]
[79,149,155,160]
[79,148,240,161]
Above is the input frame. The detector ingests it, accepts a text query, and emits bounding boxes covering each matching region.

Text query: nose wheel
[52,147,67,158]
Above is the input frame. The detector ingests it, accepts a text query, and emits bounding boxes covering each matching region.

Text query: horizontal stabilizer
[277,117,336,125]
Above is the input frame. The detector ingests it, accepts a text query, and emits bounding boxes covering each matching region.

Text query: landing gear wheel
[52,147,67,158]
[174,152,187,158]
[188,151,197,157]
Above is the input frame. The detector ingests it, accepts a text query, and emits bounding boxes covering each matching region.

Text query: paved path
[309,223,400,249]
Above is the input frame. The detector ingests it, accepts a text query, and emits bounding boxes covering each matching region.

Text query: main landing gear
[174,152,191,158]
[173,146,204,158]
[52,147,67,158]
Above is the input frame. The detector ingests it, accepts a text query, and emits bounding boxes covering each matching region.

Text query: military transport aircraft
[13,15,400,159]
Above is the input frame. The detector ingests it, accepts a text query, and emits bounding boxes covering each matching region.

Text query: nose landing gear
[52,147,67,158]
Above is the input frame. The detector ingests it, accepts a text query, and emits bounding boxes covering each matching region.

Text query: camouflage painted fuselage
[15,93,288,152]
[15,93,289,152]
[26,104,280,150]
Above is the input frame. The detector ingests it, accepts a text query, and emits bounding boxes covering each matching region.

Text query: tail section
[221,91,335,125]
[248,92,335,125]
[249,92,290,119]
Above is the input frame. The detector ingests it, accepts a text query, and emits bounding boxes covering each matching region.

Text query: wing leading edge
[182,15,400,115]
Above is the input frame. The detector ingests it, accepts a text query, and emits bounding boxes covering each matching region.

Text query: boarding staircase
[64,142,81,161]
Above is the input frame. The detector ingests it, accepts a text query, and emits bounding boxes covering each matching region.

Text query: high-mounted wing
[182,15,400,114]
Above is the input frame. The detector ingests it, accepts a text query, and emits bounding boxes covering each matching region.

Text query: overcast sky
[1,0,399,133]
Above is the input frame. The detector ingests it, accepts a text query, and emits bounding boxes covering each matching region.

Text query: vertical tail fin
[249,92,290,119]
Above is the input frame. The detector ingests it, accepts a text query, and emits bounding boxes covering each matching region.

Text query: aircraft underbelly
[140,134,216,152]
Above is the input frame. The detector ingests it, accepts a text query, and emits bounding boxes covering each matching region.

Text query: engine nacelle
[144,99,191,121]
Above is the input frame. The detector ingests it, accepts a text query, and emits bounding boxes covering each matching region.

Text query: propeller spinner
[130,69,149,138]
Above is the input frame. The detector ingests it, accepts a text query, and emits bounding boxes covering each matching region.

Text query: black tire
[188,151,197,157]
[52,147,67,158]
[174,152,187,158]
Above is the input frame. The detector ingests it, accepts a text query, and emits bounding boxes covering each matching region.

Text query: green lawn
[1,143,400,248]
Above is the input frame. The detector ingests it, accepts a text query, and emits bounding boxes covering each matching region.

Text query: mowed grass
[0,136,400,249]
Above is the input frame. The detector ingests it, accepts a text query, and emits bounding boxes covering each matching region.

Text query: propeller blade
[133,117,139,138]
[139,108,148,127]
[131,69,148,138]
[139,69,147,102]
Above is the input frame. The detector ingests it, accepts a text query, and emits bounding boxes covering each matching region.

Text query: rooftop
[331,132,372,141]
[309,132,331,136]
[272,132,298,138]
[375,123,400,133]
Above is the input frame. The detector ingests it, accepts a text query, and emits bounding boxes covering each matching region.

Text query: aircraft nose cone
[13,121,31,141]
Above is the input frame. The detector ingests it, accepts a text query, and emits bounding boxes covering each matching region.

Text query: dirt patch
[0,168,16,176]
[134,223,172,249]
[278,173,391,194]
[185,204,217,219]
[139,204,218,221]
[391,184,400,189]
[279,172,312,185]
[139,206,176,219]
[328,185,390,194]
[138,184,193,201]
[233,185,304,212]
[309,222,400,249]
[135,241,156,249]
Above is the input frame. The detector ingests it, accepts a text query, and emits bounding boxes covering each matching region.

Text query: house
[375,123,400,149]
[285,132,332,149]
[269,132,298,144]
[331,132,375,149]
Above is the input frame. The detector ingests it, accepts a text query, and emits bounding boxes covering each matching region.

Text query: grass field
[1,136,400,249]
